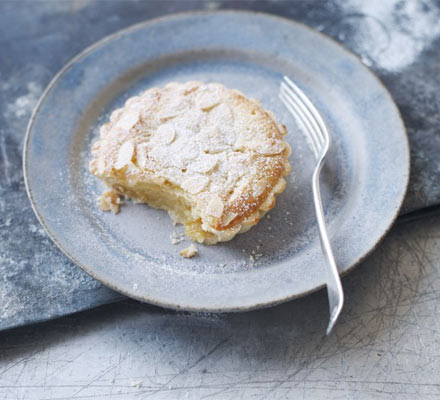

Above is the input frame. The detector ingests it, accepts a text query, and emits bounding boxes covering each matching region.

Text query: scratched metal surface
[1,213,440,399]
[1,0,440,330]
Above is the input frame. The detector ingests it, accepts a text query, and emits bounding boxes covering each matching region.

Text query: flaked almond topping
[258,141,286,155]
[182,176,210,194]
[164,82,180,90]
[91,142,100,156]
[99,123,111,138]
[158,97,188,120]
[97,156,106,175]
[205,126,220,139]
[208,103,234,126]
[179,141,199,161]
[157,124,175,144]
[136,143,147,169]
[197,91,221,110]
[233,136,246,151]
[151,176,165,185]
[206,195,224,218]
[183,81,200,94]
[115,109,140,131]
[190,154,218,174]
[223,211,238,225]
[250,97,262,107]
[125,96,141,107]
[266,110,276,120]
[115,140,134,169]
[110,108,123,123]
[278,123,288,135]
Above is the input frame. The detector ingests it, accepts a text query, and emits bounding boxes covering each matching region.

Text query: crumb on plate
[98,190,122,214]
[180,244,198,258]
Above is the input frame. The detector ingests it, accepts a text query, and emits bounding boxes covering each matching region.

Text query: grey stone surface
[1,213,440,399]
[1,0,440,330]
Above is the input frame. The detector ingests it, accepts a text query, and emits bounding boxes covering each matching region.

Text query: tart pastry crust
[89,82,291,244]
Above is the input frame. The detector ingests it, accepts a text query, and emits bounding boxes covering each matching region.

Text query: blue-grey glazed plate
[24,11,409,312]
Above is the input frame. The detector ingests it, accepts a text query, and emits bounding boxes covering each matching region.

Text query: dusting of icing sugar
[6,82,42,119]
[171,231,185,245]
[335,0,440,71]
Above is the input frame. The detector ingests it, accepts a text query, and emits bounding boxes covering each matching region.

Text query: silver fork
[279,75,344,335]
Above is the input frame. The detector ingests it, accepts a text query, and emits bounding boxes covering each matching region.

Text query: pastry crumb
[98,190,122,214]
[180,244,198,258]
[171,231,185,245]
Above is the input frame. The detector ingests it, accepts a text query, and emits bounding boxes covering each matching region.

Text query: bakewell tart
[89,81,291,244]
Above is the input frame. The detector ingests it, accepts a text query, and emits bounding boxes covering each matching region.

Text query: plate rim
[23,10,410,312]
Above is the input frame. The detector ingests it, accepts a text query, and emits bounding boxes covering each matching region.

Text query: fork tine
[283,76,328,145]
[279,91,320,158]
[280,85,323,157]
[280,86,323,157]
[279,92,319,158]
[279,91,319,158]
[281,81,325,148]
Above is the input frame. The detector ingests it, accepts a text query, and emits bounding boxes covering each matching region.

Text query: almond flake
[115,109,140,131]
[110,108,123,123]
[179,141,199,161]
[97,156,106,174]
[115,140,134,169]
[208,103,234,126]
[197,91,221,110]
[183,82,200,94]
[158,98,188,120]
[157,124,175,144]
[205,126,220,139]
[206,195,224,218]
[190,154,218,174]
[99,123,110,138]
[125,96,141,107]
[136,144,147,169]
[182,176,209,194]
[259,141,286,155]
[223,212,238,225]
[91,142,100,156]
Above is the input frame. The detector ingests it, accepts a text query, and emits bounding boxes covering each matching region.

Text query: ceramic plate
[24,11,409,312]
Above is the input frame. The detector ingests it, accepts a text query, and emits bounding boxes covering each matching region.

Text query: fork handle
[312,158,344,335]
